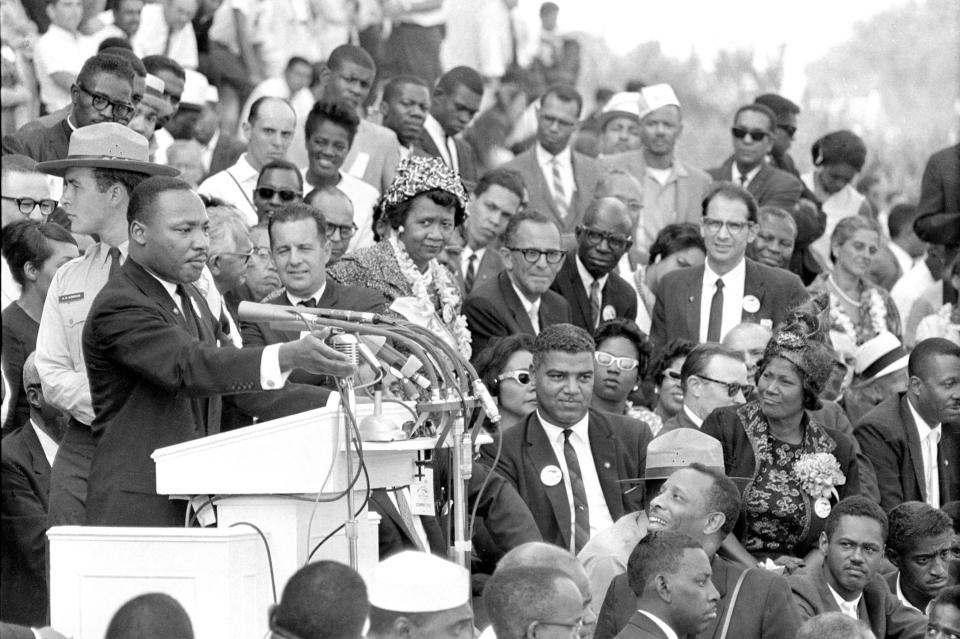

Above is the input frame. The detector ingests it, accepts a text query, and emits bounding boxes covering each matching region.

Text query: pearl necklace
[828,274,860,306]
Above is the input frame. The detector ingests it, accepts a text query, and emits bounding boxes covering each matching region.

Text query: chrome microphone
[328,333,361,382]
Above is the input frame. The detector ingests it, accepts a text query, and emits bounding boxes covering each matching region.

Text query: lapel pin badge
[540,465,562,487]
[742,295,760,314]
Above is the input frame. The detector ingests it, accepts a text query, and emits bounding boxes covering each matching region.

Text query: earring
[397,224,405,234]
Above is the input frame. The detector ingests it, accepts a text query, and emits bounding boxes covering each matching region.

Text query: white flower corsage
[794,452,846,518]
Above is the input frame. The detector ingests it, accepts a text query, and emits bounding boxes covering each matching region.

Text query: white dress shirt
[32,419,59,467]
[509,277,540,333]
[461,246,486,280]
[907,396,942,507]
[133,2,199,69]
[731,163,761,188]
[423,114,459,172]
[827,582,862,620]
[683,404,703,428]
[536,143,574,208]
[36,242,129,425]
[637,611,679,639]
[698,257,747,343]
[538,410,614,549]
[199,154,260,226]
[576,255,609,308]
[888,241,915,280]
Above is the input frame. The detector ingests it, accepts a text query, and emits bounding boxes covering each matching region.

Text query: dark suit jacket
[369,488,447,558]
[649,258,809,349]
[708,158,804,211]
[464,271,571,356]
[854,393,960,512]
[614,612,669,639]
[1,116,71,162]
[597,555,801,639]
[915,143,960,245]
[478,408,650,550]
[82,258,328,526]
[550,252,638,332]
[418,131,480,191]
[788,565,927,639]
[657,406,698,435]
[0,622,37,639]
[501,146,602,242]
[206,132,246,178]
[462,246,505,297]
[0,422,51,626]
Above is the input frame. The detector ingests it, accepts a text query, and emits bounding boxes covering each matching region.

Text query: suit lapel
[561,254,591,326]
[588,411,623,519]
[499,273,536,334]
[524,414,572,549]
[742,259,767,322]
[684,266,704,339]
[748,165,772,201]
[527,150,561,222]
[899,396,928,500]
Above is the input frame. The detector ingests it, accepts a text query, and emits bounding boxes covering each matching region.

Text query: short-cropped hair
[267,202,328,245]
[272,561,368,639]
[933,585,960,612]
[304,98,360,144]
[796,612,874,639]
[887,501,953,557]
[257,159,304,191]
[702,182,758,223]
[757,205,797,236]
[541,84,583,117]
[680,343,743,390]
[533,324,595,370]
[502,209,557,247]
[1,219,77,286]
[733,103,777,132]
[626,531,702,597]
[475,167,525,202]
[78,51,135,88]
[484,567,573,639]
[127,176,194,225]
[908,337,960,379]
[648,223,705,266]
[825,495,888,542]
[437,66,484,97]
[104,592,193,639]
[688,462,741,536]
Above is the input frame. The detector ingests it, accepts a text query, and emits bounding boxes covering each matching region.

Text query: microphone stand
[330,333,361,569]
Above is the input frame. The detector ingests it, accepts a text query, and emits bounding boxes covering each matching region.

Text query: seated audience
[268,560,368,639]
[660,342,749,435]
[253,158,304,223]
[104,592,194,639]
[747,205,797,270]
[916,253,960,345]
[305,186,355,265]
[1,155,54,310]
[928,587,960,639]
[721,321,772,386]
[590,319,653,428]
[483,566,584,639]
[634,223,706,332]
[885,501,954,614]
[795,612,876,639]
[472,334,537,432]
[420,66,483,189]
[643,338,696,436]
[595,91,641,157]
[788,496,927,639]
[842,331,909,426]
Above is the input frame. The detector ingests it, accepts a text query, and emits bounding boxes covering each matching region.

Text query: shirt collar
[31,419,59,467]
[509,274,539,309]
[895,573,927,614]
[731,162,762,184]
[636,611,679,639]
[204,128,221,153]
[537,409,590,445]
[827,582,863,614]
[704,255,746,285]
[536,142,572,167]
[462,245,485,264]
[145,268,180,304]
[285,281,327,307]
[906,396,942,442]
[683,404,703,427]
[424,114,448,146]
[575,254,608,290]
[234,153,261,181]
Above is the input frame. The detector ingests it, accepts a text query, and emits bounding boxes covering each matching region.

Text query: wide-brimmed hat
[599,91,641,129]
[36,122,180,177]
[855,331,909,381]
[621,428,751,487]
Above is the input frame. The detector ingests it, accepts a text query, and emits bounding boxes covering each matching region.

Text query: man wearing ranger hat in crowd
[596,92,641,157]
[601,83,712,250]
[34,122,179,527]
[366,551,474,639]
[588,429,801,639]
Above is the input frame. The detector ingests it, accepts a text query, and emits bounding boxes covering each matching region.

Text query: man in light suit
[707,103,804,212]
[419,66,483,190]
[501,84,602,248]
[650,182,809,349]
[788,496,927,639]
[601,84,713,251]
[459,168,525,296]
[550,197,638,332]
[464,211,571,355]
[616,531,719,639]
[320,45,401,195]
[479,324,651,554]
[854,337,960,512]
[82,177,358,526]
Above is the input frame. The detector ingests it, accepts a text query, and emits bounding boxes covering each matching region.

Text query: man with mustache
[854,337,960,512]
[885,502,955,615]
[788,496,927,639]
[617,531,720,639]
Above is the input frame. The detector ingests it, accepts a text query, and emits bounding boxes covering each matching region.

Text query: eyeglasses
[325,222,358,240]
[702,218,752,235]
[695,374,753,398]
[731,126,769,142]
[251,245,272,259]
[497,369,532,385]
[595,351,639,371]
[218,251,254,265]
[506,247,566,264]
[76,83,135,121]
[576,225,633,252]
[927,623,960,639]
[777,123,797,138]
[664,370,682,381]
[255,187,301,202]
[1,196,58,216]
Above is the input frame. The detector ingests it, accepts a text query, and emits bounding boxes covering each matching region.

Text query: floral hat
[379,156,468,212]
[764,294,835,393]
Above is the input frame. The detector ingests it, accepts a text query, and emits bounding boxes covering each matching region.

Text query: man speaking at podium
[82,177,359,527]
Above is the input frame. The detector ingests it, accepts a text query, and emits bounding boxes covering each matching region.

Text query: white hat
[180,69,211,108]
[600,92,641,127]
[638,84,680,120]
[368,551,469,613]
[854,331,909,381]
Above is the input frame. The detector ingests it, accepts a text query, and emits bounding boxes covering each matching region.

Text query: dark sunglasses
[695,373,754,398]
[731,126,769,142]
[255,187,301,202]
[576,225,633,252]
[777,123,797,138]
[497,369,532,385]
[1,196,58,216]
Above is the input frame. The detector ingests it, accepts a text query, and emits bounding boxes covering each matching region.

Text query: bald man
[721,322,772,385]
[306,186,355,265]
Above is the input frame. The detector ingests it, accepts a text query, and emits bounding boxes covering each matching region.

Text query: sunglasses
[497,369,532,385]
[1,196,58,216]
[731,126,769,142]
[695,374,754,398]
[255,187,301,202]
[507,247,566,264]
[595,351,639,371]
[777,123,797,138]
[576,225,633,252]
[664,370,682,381]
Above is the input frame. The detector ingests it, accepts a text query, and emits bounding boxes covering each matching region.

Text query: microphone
[237,301,381,325]
[358,336,431,390]
[329,333,361,386]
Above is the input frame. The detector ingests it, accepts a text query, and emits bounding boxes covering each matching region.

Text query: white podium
[50,395,439,639]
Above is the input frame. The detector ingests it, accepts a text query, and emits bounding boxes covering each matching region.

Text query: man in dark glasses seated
[253,159,304,224]
[708,102,805,213]
[658,343,751,435]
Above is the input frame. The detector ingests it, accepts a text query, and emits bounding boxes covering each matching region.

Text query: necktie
[589,279,602,328]
[528,304,540,334]
[464,253,477,293]
[176,283,221,435]
[107,245,122,279]
[176,284,200,339]
[739,173,748,187]
[394,489,426,551]
[551,157,569,221]
[706,278,724,342]
[562,429,590,553]
[298,298,318,308]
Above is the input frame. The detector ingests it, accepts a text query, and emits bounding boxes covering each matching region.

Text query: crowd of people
[1,0,959,638]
